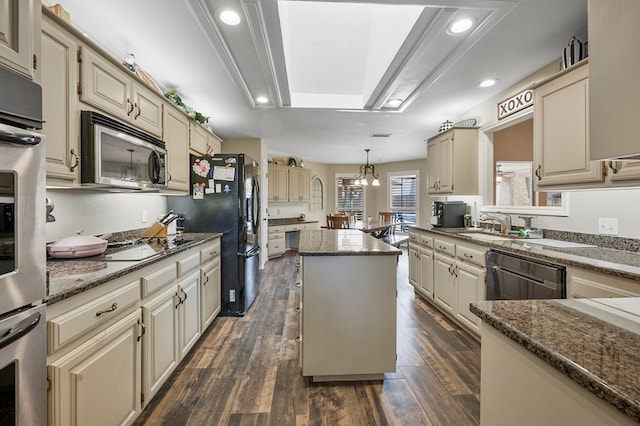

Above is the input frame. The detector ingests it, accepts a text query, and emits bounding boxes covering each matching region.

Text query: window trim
[310,175,324,212]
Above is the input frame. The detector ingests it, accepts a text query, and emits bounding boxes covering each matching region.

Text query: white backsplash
[46,190,168,242]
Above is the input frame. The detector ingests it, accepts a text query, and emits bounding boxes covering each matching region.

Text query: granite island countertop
[471,298,640,423]
[410,224,640,282]
[299,229,401,256]
[46,232,222,304]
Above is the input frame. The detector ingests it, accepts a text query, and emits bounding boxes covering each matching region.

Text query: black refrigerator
[168,153,260,316]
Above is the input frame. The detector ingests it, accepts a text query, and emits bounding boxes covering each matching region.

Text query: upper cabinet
[0,0,39,80]
[79,46,163,137]
[426,128,478,195]
[189,122,222,157]
[268,164,290,203]
[533,61,604,189]
[41,13,80,186]
[589,0,640,161]
[163,106,190,193]
[289,168,311,203]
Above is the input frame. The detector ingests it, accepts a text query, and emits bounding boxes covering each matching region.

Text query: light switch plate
[598,218,618,235]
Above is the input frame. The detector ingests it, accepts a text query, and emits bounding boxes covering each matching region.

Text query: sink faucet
[478,212,512,234]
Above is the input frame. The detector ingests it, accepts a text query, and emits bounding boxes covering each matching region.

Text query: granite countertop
[46,232,222,304]
[471,298,640,422]
[410,224,640,281]
[268,217,319,226]
[299,229,401,256]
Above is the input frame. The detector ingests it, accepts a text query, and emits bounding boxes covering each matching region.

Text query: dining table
[352,220,394,238]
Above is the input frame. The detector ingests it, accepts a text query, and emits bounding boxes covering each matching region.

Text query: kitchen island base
[299,230,400,382]
[480,324,637,426]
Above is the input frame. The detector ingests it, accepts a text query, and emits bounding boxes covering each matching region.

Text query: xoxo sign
[497,89,533,119]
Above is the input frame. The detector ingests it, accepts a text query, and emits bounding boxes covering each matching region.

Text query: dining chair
[326,215,350,229]
[378,212,394,223]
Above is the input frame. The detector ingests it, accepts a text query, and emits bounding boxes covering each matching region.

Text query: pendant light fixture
[355,149,380,187]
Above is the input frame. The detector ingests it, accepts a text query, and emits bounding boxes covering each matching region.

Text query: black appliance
[168,154,260,316]
[486,250,565,300]
[431,201,466,227]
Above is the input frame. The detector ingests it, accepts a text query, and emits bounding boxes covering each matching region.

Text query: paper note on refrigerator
[213,166,235,181]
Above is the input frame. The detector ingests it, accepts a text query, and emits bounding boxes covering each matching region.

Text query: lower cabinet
[433,252,456,315]
[567,267,640,298]
[455,260,485,333]
[48,310,143,426]
[48,237,221,425]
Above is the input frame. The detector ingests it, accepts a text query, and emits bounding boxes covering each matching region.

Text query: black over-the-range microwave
[80,111,168,191]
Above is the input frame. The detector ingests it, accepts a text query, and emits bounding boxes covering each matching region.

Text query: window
[310,176,324,211]
[335,176,364,220]
[389,172,418,231]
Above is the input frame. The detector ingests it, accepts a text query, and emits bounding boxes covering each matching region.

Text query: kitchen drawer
[200,238,221,264]
[409,231,420,244]
[268,232,285,240]
[286,224,304,232]
[456,245,486,268]
[177,252,200,276]
[269,240,286,256]
[419,235,434,248]
[434,238,455,256]
[141,262,178,297]
[269,226,285,233]
[48,280,139,353]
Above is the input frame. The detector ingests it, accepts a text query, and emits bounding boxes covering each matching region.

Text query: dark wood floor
[134,248,481,425]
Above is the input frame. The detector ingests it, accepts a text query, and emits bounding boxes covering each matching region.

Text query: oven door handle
[0,129,42,147]
[0,311,41,350]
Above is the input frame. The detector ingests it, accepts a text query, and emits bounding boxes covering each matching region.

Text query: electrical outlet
[229,289,236,302]
[598,218,618,235]
[142,210,148,223]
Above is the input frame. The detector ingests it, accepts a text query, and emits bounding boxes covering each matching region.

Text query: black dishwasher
[486,250,566,300]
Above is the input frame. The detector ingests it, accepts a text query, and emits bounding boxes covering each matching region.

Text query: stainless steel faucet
[478,212,512,233]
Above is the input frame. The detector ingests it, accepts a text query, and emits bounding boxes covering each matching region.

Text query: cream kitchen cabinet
[433,240,456,315]
[533,61,604,189]
[190,122,222,156]
[199,238,221,330]
[176,270,201,359]
[79,46,163,137]
[268,164,290,202]
[0,0,39,80]
[567,267,640,299]
[288,168,311,202]
[268,225,286,258]
[41,12,80,186]
[454,243,486,334]
[163,105,190,193]
[408,230,434,300]
[426,128,478,195]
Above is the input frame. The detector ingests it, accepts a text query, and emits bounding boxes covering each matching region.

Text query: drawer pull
[295,336,301,343]
[439,246,447,251]
[464,253,473,259]
[295,307,301,313]
[210,250,219,256]
[295,283,301,288]
[95,303,118,317]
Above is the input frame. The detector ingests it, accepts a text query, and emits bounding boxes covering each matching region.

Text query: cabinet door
[289,168,311,202]
[42,16,80,185]
[48,310,142,426]
[132,82,163,137]
[438,134,454,192]
[268,165,289,202]
[433,253,455,314]
[164,106,190,192]
[534,63,603,188]
[609,160,640,183]
[408,244,419,288]
[207,132,222,156]
[455,261,485,334]
[177,272,201,359]
[189,122,209,155]
[80,46,130,120]
[0,0,37,79]
[141,286,178,406]
[200,257,221,331]
[426,139,440,193]
[419,247,434,300]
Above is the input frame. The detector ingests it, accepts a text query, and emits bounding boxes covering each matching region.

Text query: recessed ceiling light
[386,99,403,108]
[256,96,269,104]
[219,9,241,26]
[449,18,474,34]
[479,79,498,88]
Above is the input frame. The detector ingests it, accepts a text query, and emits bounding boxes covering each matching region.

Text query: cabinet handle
[137,319,146,342]
[69,149,80,172]
[210,250,219,256]
[134,103,141,119]
[535,165,542,180]
[127,98,134,115]
[448,264,453,275]
[608,161,619,174]
[439,245,447,251]
[295,283,301,288]
[203,275,209,286]
[452,265,458,278]
[96,303,118,317]
[464,253,473,259]
[175,293,183,308]
[295,336,301,343]
[295,307,300,313]
[181,288,188,302]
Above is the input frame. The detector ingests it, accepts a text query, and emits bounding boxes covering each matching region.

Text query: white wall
[45,190,168,242]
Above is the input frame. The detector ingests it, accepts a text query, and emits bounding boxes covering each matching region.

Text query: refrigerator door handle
[252,176,260,233]
[239,245,260,258]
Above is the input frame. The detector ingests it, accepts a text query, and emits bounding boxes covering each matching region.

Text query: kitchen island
[298,229,400,382]
[471,298,640,425]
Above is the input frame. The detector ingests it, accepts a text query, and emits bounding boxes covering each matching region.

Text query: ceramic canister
[562,36,586,69]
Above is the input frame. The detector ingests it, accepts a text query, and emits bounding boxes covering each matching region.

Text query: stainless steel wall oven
[0,64,47,425]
